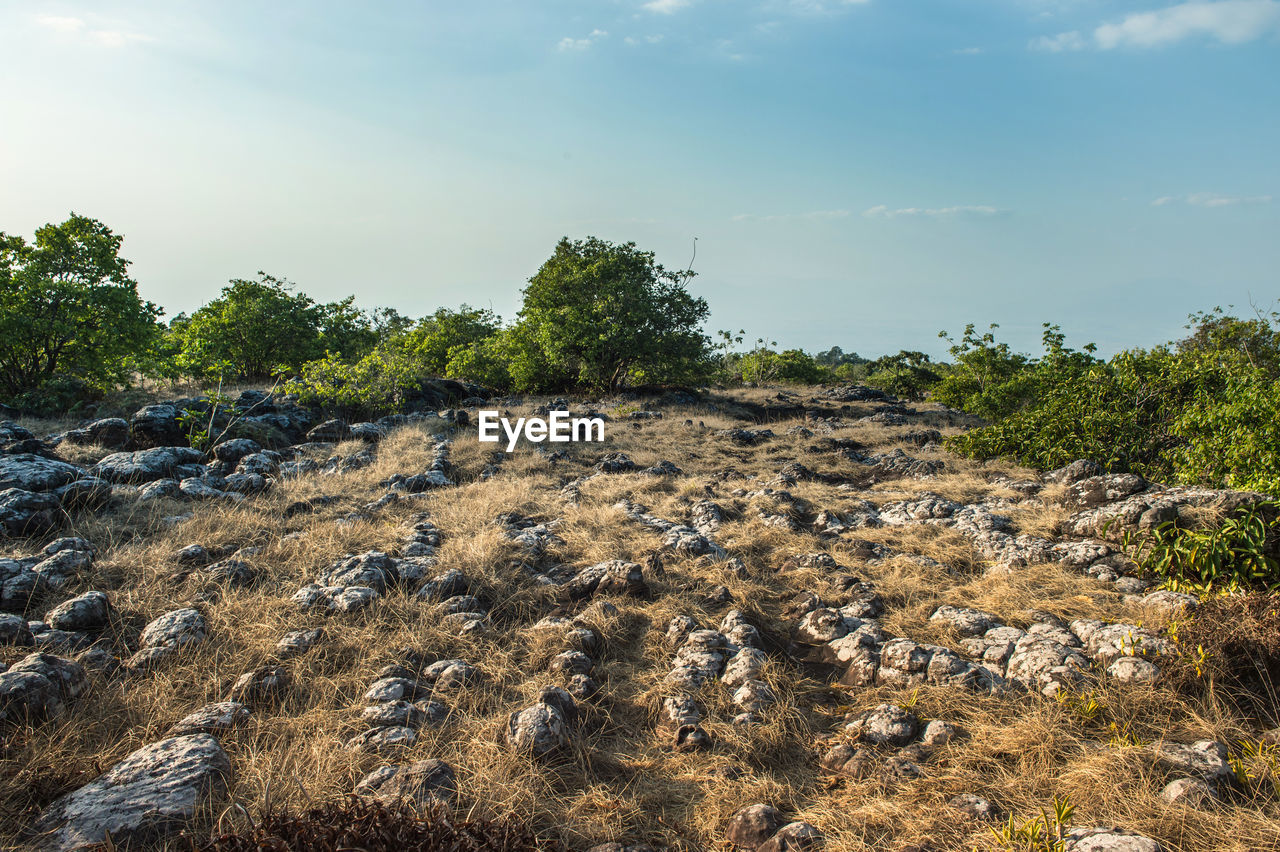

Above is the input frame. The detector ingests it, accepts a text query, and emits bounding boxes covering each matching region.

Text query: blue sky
[1,0,1277,359]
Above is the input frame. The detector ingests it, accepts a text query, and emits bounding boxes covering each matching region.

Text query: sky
[1,0,1277,359]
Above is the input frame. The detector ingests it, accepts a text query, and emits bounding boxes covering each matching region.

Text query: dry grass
[2,388,1278,851]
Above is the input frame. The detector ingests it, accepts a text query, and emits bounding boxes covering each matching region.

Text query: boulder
[0,488,62,535]
[167,701,251,737]
[139,608,208,650]
[354,759,457,806]
[30,734,232,851]
[45,591,111,632]
[725,803,783,849]
[844,703,919,746]
[0,454,87,492]
[93,448,205,484]
[1063,828,1161,852]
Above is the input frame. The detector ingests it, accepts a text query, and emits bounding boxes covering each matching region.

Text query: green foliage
[286,340,428,420]
[989,797,1075,852]
[942,313,1280,491]
[1120,502,1280,593]
[740,348,827,384]
[0,213,161,404]
[403,306,502,376]
[864,350,939,400]
[507,237,712,392]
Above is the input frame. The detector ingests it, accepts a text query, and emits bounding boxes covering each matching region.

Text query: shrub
[0,213,161,403]
[1119,501,1280,593]
[286,342,428,420]
[507,236,712,392]
[740,348,826,384]
[402,306,502,376]
[863,350,939,400]
[1166,593,1280,723]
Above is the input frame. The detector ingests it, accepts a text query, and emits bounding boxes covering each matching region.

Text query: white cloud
[786,0,872,13]
[35,15,86,32]
[643,0,692,13]
[624,34,665,45]
[1153,193,1274,206]
[731,209,851,222]
[1095,0,1280,48]
[557,29,608,51]
[1030,30,1086,51]
[863,204,1002,219]
[953,46,984,55]
[34,13,152,47]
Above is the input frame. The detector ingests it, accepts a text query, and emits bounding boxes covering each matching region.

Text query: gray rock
[725,803,783,849]
[0,612,35,645]
[93,447,205,484]
[1045,459,1104,485]
[1161,777,1216,807]
[1107,656,1160,684]
[45,592,111,632]
[0,455,87,492]
[30,734,231,851]
[210,438,261,464]
[549,650,594,675]
[0,488,62,535]
[344,725,418,753]
[506,697,573,756]
[949,793,999,821]
[227,666,289,705]
[921,719,959,746]
[60,418,130,449]
[354,759,457,806]
[845,703,919,746]
[7,653,88,700]
[0,670,64,722]
[140,608,208,649]
[274,628,324,658]
[929,605,997,637]
[758,821,823,852]
[1063,828,1161,851]
[167,701,251,737]
[138,479,180,501]
[1150,739,1234,782]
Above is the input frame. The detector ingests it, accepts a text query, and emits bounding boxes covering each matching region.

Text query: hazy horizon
[2,0,1277,360]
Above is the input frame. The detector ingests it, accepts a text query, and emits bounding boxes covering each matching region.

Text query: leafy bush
[740,348,826,384]
[0,213,161,404]
[1120,502,1280,593]
[863,350,939,400]
[507,236,712,391]
[402,306,502,376]
[943,312,1280,493]
[990,796,1075,852]
[286,341,429,419]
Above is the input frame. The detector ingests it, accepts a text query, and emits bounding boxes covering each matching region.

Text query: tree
[866,350,940,400]
[508,237,712,392]
[174,273,328,380]
[404,306,502,375]
[0,213,161,401]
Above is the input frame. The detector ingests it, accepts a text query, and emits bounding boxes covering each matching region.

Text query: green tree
[174,273,327,380]
[865,350,940,400]
[0,213,161,401]
[404,306,502,375]
[508,237,712,392]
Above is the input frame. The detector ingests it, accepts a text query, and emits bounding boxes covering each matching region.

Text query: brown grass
[2,388,1278,851]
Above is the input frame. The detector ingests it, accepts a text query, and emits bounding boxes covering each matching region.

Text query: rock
[360,699,448,729]
[1063,828,1161,852]
[61,418,130,449]
[0,669,64,722]
[1107,656,1160,684]
[45,592,111,632]
[307,419,350,442]
[845,703,919,746]
[0,612,35,645]
[920,720,958,747]
[0,454,86,492]
[929,605,997,637]
[1160,777,1216,808]
[1150,740,1234,783]
[725,803,784,849]
[819,743,876,779]
[128,404,186,448]
[7,653,88,700]
[210,438,262,464]
[1045,460,1104,485]
[949,793,999,821]
[167,701,251,737]
[274,628,324,658]
[138,479,180,501]
[354,759,457,807]
[549,650,594,675]
[320,551,399,594]
[506,694,574,756]
[1063,474,1148,510]
[30,734,231,851]
[344,726,418,753]
[0,488,62,535]
[1140,590,1198,615]
[140,608,208,650]
[32,549,93,587]
[178,478,229,500]
[227,666,289,705]
[94,447,205,484]
[758,822,823,852]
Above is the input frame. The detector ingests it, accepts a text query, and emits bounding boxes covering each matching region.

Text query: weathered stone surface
[140,608,208,649]
[506,690,575,756]
[45,592,111,632]
[93,447,205,484]
[929,605,997,637]
[725,803,783,849]
[1150,740,1234,782]
[949,793,999,821]
[344,726,418,753]
[758,821,823,852]
[30,734,232,851]
[0,488,62,536]
[0,612,35,645]
[845,703,919,746]
[167,701,251,737]
[1161,777,1216,808]
[0,454,86,492]
[354,759,457,806]
[227,666,289,705]
[1063,828,1161,852]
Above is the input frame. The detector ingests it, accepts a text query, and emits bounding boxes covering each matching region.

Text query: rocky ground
[1,385,1278,851]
